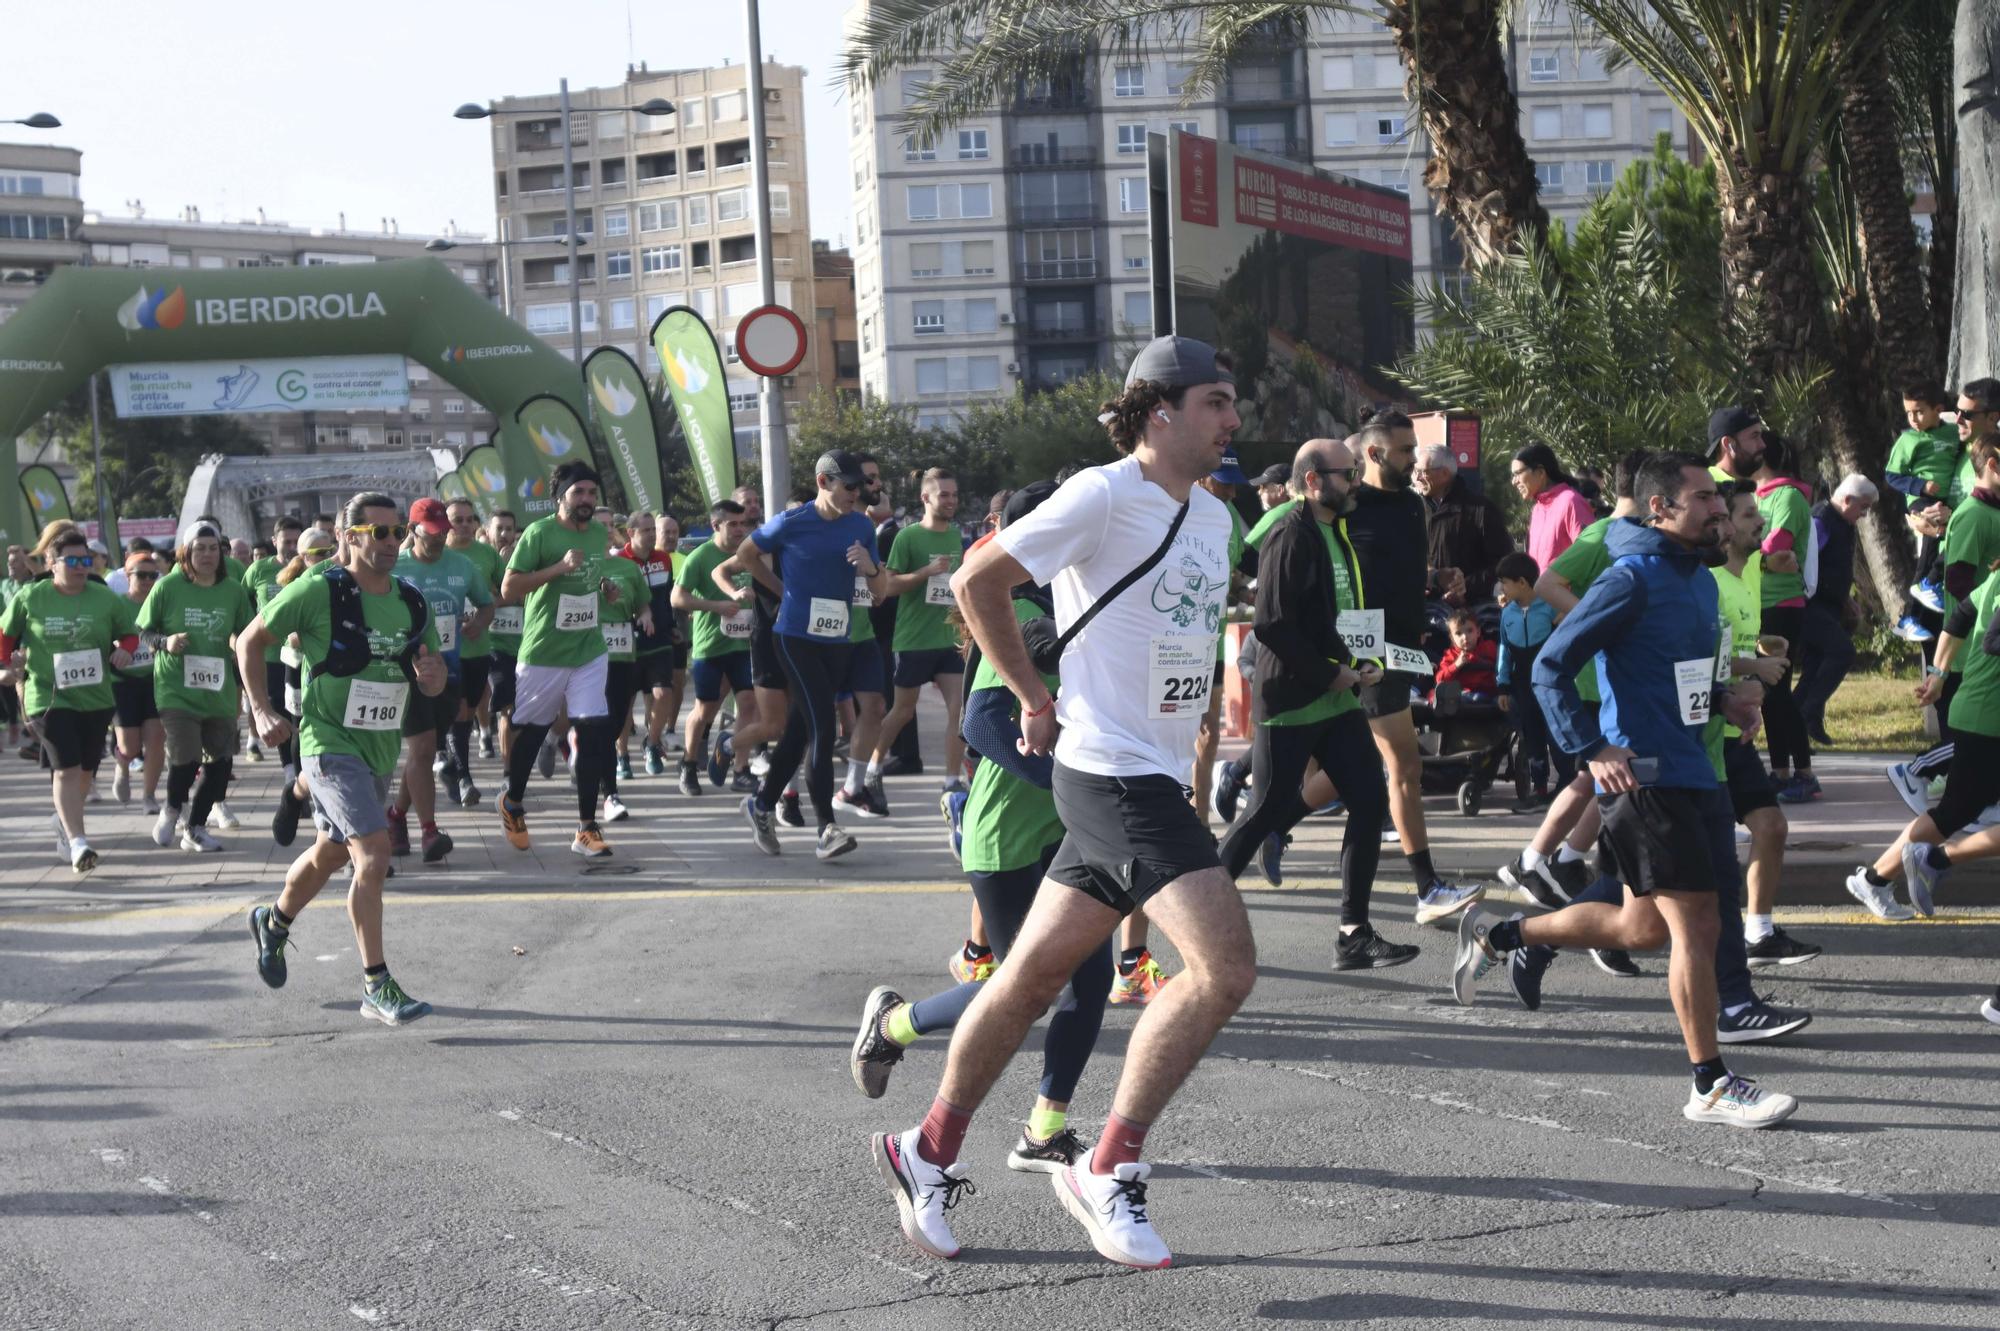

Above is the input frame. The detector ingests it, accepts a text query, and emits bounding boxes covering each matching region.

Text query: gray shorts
[162,710,236,768]
[304,752,391,845]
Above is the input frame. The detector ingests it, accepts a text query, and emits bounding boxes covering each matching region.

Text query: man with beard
[1450,454,1799,1129]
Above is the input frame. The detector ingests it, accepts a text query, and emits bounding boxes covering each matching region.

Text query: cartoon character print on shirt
[1151,551,1225,635]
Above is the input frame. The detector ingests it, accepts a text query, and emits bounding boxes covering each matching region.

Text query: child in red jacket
[1433,609,1499,701]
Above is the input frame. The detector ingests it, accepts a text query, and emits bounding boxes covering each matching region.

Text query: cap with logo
[1124,335,1234,392]
[1209,449,1249,487]
[409,497,451,535]
[815,449,867,486]
[1707,405,1761,454]
[1253,463,1291,488]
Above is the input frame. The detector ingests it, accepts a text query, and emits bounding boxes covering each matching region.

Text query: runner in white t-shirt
[869,335,1252,1271]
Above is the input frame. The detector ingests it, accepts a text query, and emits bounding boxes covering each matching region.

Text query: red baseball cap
[410,497,450,535]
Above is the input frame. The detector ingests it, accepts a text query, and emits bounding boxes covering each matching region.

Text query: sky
[3,0,858,244]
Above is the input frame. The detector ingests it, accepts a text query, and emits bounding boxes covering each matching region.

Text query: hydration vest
[320,566,430,679]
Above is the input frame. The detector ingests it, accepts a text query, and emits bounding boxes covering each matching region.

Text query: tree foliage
[33,383,266,521]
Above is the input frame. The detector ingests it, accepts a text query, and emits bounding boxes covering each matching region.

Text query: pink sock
[916,1096,972,1166]
[1092,1111,1150,1174]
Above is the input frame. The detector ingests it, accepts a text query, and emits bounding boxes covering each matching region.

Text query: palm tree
[837,1,1546,267]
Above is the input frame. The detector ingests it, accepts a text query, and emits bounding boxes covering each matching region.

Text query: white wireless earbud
[1153,409,1172,426]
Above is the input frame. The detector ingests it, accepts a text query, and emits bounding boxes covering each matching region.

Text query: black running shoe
[249,905,289,989]
[1589,948,1641,978]
[271,782,305,848]
[1509,944,1557,1011]
[678,761,702,798]
[1497,854,1567,910]
[1746,928,1822,968]
[849,985,905,1098]
[1007,1126,1087,1175]
[1212,758,1247,825]
[1546,856,1593,900]
[1332,923,1420,971]
[778,792,805,828]
[1717,998,1812,1044]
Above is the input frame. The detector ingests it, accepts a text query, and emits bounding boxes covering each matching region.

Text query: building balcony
[1225,74,1305,103]
[1230,136,1312,162]
[1019,258,1098,281]
[1012,203,1097,224]
[1022,319,1100,342]
[1009,145,1097,168]
[1012,90,1093,115]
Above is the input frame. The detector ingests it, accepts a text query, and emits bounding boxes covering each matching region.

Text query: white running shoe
[1683,1073,1797,1129]
[1053,1148,1172,1269]
[816,822,857,861]
[1981,997,2000,1027]
[180,825,225,854]
[153,805,182,848]
[1451,905,1510,1006]
[1843,866,1915,921]
[1884,762,1929,816]
[142,794,161,816]
[1414,880,1486,928]
[111,761,131,805]
[1899,841,1943,918]
[872,1127,974,1259]
[69,837,98,874]
[209,801,241,830]
[603,793,631,823]
[51,813,70,860]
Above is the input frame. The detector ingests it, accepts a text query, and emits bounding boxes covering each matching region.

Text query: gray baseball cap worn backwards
[1124,335,1233,392]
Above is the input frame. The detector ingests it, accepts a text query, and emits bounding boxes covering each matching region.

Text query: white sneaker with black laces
[872,1127,974,1259]
[1716,998,1811,1044]
[1843,866,1916,921]
[1054,1149,1171,1269]
[602,793,631,823]
[1683,1073,1797,1129]
[815,822,857,861]
[1007,1126,1086,1174]
[180,825,225,854]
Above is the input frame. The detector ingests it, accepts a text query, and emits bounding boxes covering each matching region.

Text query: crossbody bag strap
[1055,498,1190,654]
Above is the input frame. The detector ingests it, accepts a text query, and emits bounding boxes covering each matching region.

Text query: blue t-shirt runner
[752,503,880,641]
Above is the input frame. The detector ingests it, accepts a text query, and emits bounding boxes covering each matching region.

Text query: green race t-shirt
[136,572,254,718]
[888,523,965,653]
[1886,424,1964,493]
[1755,483,1812,607]
[507,516,611,668]
[1941,497,2000,669]
[452,539,505,661]
[599,554,647,663]
[960,598,1066,874]
[1265,515,1364,726]
[1711,555,1762,740]
[1949,566,2000,738]
[1216,504,1246,662]
[0,579,138,714]
[396,546,492,673]
[242,556,287,663]
[849,558,879,645]
[676,538,752,661]
[1548,515,1615,703]
[1244,499,1299,552]
[260,572,442,775]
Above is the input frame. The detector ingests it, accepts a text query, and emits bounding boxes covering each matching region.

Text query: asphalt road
[3,715,1998,1329]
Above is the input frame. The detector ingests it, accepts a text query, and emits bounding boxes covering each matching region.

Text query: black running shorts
[1596,784,1728,896]
[1048,761,1222,915]
[1722,739,1778,822]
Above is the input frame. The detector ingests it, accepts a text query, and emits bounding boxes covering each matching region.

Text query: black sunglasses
[1318,467,1358,483]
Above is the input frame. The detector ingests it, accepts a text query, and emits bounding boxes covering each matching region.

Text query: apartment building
[0,143,85,326]
[485,59,818,452]
[847,2,1683,422]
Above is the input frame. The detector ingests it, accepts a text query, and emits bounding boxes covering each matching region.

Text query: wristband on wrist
[1022,696,1055,720]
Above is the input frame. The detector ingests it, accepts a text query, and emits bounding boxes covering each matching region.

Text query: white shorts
[512,654,609,727]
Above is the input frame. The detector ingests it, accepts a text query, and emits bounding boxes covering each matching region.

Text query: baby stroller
[1408,600,1521,816]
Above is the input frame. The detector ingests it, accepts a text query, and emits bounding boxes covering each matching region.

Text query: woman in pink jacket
[1512,443,1596,570]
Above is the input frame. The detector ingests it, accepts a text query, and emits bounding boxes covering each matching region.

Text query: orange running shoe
[571,824,612,858]
[1109,950,1171,1006]
[499,797,530,851]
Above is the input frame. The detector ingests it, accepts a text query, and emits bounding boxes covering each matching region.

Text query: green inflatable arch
[0,257,590,546]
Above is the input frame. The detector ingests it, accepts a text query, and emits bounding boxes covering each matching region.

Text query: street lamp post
[426,232,586,320]
[3,113,61,129]
[456,91,674,363]
[743,0,789,515]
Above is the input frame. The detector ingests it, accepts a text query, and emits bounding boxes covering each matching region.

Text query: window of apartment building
[409,430,433,448]
[1117,123,1147,154]
[1119,176,1147,213]
[687,195,710,227]
[1535,160,1566,193]
[770,184,791,218]
[1114,64,1145,97]
[1376,169,1410,193]
[729,385,759,413]
[603,206,629,237]
[909,298,999,337]
[610,297,636,330]
[639,200,679,231]
[0,213,70,241]
[1584,159,1616,192]
[645,293,672,325]
[1576,49,1609,81]
[963,298,997,334]
[1529,51,1559,82]
[957,129,988,160]
[1324,112,1358,146]
[1583,103,1613,138]
[410,399,430,417]
[443,399,467,416]
[597,110,625,139]
[961,239,995,274]
[905,134,938,162]
[910,242,945,277]
[913,299,946,335]
[906,183,991,221]
[1374,114,1405,144]
[691,288,716,320]
[525,303,570,334]
[1121,233,1149,271]
[641,244,683,274]
[1023,228,1094,277]
[1532,106,1562,140]
[722,279,791,317]
[901,72,932,106]
[681,97,704,129]
[605,249,633,279]
[0,171,74,196]
[1166,64,1192,96]
[715,188,749,222]
[1170,119,1199,136]
[1647,107,1674,139]
[1122,291,1151,332]
[712,91,745,121]
[1321,55,1353,91]
[861,315,874,353]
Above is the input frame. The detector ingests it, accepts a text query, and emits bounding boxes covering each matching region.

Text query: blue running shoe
[1893,614,1935,643]
[1259,832,1287,887]
[941,787,967,861]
